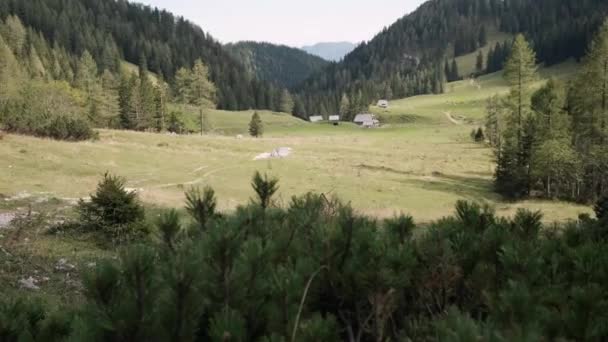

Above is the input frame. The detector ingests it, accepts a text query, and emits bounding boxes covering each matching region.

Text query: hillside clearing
[0,123,591,222]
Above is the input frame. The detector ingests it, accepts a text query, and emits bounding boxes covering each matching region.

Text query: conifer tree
[577,19,608,144]
[279,89,294,114]
[339,94,351,120]
[476,50,484,73]
[504,34,537,147]
[450,59,459,82]
[249,111,263,138]
[493,34,538,198]
[118,74,137,130]
[1,15,26,56]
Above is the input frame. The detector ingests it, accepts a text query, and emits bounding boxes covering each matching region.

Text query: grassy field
[0,58,595,301]
[453,25,513,77]
[0,116,591,223]
[0,58,592,224]
[371,59,580,124]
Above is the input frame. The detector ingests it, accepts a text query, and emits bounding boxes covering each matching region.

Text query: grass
[454,25,513,77]
[0,122,591,223]
[169,104,307,135]
[0,56,592,225]
[371,59,580,124]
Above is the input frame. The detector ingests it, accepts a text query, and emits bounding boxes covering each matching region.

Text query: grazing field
[0,110,591,223]
[371,60,580,124]
[0,60,591,223]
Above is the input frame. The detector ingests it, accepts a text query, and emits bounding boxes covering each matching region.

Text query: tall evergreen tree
[476,50,484,73]
[249,111,263,138]
[450,59,459,82]
[504,34,538,150]
[494,34,538,198]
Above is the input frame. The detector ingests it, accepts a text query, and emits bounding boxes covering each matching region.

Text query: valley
[2,0,608,340]
[1,61,591,222]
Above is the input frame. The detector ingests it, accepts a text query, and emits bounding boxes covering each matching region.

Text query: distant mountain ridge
[294,0,608,118]
[225,42,329,89]
[301,42,357,62]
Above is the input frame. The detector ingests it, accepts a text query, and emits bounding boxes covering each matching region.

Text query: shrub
[0,81,96,141]
[185,186,217,231]
[251,171,279,209]
[249,111,264,137]
[167,111,185,134]
[77,173,146,241]
[596,195,608,221]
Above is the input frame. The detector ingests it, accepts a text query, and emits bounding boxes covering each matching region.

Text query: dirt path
[444,112,463,125]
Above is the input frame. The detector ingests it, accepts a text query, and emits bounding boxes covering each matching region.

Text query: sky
[137,0,426,47]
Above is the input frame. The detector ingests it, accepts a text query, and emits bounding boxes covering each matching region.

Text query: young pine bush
[595,195,608,221]
[251,171,279,209]
[77,173,147,241]
[249,111,264,137]
[185,186,217,231]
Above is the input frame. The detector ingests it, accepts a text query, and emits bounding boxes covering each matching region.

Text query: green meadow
[0,62,592,223]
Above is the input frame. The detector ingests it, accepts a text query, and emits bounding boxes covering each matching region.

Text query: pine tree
[279,89,294,114]
[118,74,136,129]
[578,19,608,144]
[251,171,278,209]
[190,59,217,109]
[495,34,538,198]
[339,94,351,120]
[450,59,459,82]
[153,82,168,132]
[478,25,488,47]
[249,111,263,138]
[1,15,26,56]
[0,34,23,99]
[504,34,537,152]
[476,50,484,73]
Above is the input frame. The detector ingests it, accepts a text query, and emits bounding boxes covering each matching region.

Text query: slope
[0,0,281,111]
[226,42,329,89]
[295,0,608,117]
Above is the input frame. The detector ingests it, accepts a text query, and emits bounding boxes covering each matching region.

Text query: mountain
[294,0,608,118]
[301,42,357,62]
[225,42,329,89]
[0,0,284,111]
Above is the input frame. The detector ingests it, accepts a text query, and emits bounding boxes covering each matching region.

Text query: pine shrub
[251,171,279,209]
[249,111,264,137]
[77,173,147,241]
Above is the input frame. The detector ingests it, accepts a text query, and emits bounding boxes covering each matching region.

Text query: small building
[353,113,379,128]
[329,115,340,125]
[309,115,323,123]
[377,99,389,109]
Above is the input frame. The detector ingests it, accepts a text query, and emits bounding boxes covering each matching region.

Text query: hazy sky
[137,0,426,47]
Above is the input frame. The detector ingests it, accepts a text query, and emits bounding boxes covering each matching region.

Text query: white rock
[19,277,40,290]
[254,147,292,160]
[55,258,76,272]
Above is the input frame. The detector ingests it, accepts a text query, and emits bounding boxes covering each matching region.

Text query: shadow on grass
[357,164,414,176]
[400,173,500,202]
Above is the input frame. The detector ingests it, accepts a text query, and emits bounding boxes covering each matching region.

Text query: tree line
[0,0,290,111]
[488,20,608,203]
[0,15,293,139]
[225,42,329,90]
[295,0,608,118]
[2,172,608,341]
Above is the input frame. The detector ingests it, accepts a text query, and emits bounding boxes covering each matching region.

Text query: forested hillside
[225,42,329,89]
[294,0,608,118]
[0,0,284,111]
